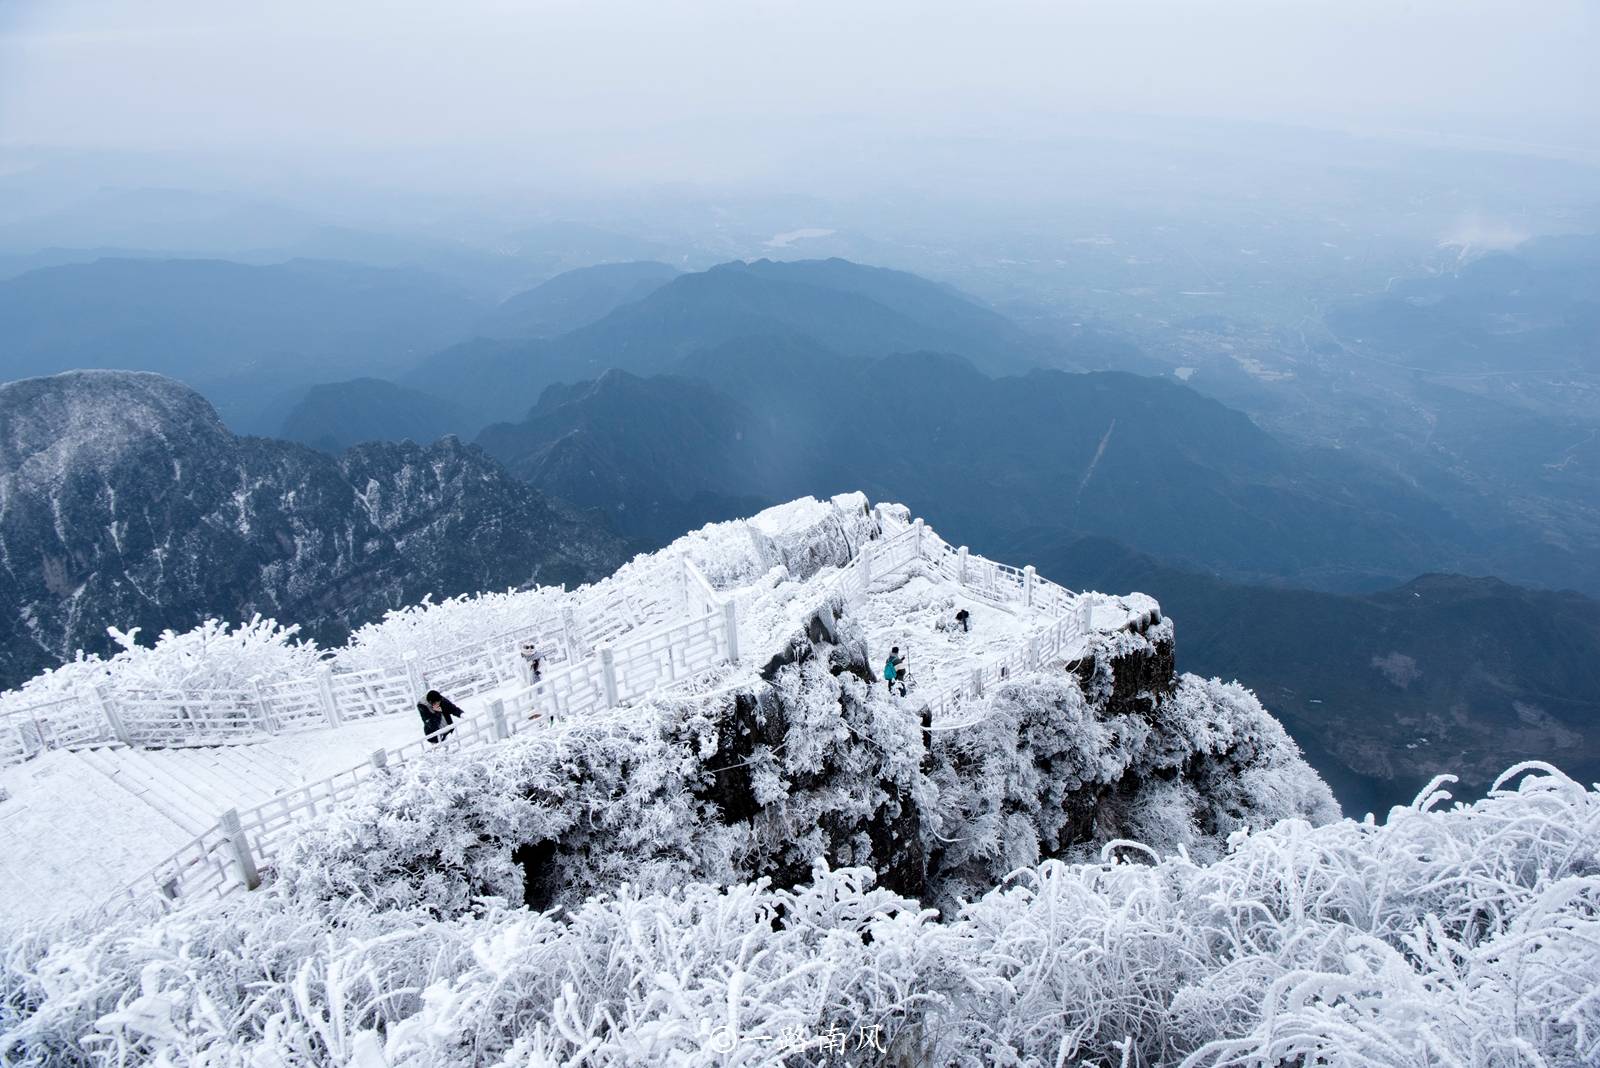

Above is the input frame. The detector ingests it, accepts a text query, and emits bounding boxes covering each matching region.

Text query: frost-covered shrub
[101,617,325,692]
[4,767,1595,1067]
[0,618,321,716]
[278,708,733,914]
[334,586,567,673]
[925,666,1339,913]
[676,493,877,590]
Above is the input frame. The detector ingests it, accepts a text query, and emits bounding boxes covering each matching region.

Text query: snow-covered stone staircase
[76,746,305,836]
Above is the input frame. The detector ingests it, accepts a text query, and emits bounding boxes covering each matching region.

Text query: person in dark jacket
[417,689,465,743]
[955,608,970,633]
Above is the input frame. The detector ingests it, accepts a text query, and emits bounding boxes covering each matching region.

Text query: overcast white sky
[1,0,1595,188]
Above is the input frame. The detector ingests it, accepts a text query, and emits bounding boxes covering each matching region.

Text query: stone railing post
[1024,565,1037,607]
[403,650,426,698]
[1027,635,1041,669]
[598,644,619,708]
[370,748,389,772]
[316,666,342,728]
[248,675,277,734]
[14,719,37,760]
[957,545,969,584]
[94,683,132,745]
[489,698,510,741]
[561,606,581,659]
[722,598,741,664]
[970,667,984,698]
[913,517,925,557]
[860,541,875,591]
[218,808,261,891]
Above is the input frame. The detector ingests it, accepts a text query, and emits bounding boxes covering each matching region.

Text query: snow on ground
[0,696,505,921]
[0,750,193,921]
[856,572,1032,703]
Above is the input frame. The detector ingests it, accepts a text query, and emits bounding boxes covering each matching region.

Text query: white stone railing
[0,548,713,771]
[843,513,1098,729]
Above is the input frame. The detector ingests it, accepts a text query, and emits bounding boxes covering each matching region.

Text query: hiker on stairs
[417,689,465,744]
[884,647,908,697]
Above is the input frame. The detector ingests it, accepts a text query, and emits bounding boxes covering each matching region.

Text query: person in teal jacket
[884,647,906,695]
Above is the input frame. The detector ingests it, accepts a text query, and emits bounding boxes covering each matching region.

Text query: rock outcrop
[0,371,627,688]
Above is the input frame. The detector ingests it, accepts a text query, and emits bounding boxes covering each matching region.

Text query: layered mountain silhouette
[411,258,1059,421]
[0,371,625,688]
[0,257,485,429]
[276,378,478,453]
[476,340,1598,595]
[1328,235,1600,374]
[478,261,681,339]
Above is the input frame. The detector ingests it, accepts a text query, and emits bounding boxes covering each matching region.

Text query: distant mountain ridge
[475,343,1600,595]
[0,256,486,430]
[411,257,1058,421]
[276,378,477,453]
[478,261,681,339]
[0,371,625,689]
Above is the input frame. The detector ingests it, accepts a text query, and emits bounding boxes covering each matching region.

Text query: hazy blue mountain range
[0,257,485,428]
[275,378,479,453]
[1022,535,1600,815]
[476,342,1600,596]
[1327,235,1600,375]
[477,261,681,339]
[0,371,625,689]
[411,258,1060,421]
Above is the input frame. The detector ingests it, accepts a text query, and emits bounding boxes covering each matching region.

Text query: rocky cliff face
[0,371,626,688]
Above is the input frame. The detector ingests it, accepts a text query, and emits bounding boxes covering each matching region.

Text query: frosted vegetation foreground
[2,766,1594,1066]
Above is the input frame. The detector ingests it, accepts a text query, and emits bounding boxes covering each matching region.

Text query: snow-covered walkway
[0,697,504,920]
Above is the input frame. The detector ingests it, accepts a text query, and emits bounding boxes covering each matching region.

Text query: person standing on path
[416,689,466,743]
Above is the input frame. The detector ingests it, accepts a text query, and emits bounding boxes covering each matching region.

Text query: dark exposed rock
[1073,628,1177,719]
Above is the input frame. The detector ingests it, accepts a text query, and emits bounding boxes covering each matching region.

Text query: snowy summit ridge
[6,496,1590,1065]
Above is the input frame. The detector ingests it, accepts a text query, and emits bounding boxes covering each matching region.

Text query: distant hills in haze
[0,257,485,429]
[476,260,681,339]
[276,378,477,454]
[1328,235,1600,375]
[410,257,1061,421]
[474,343,1600,598]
